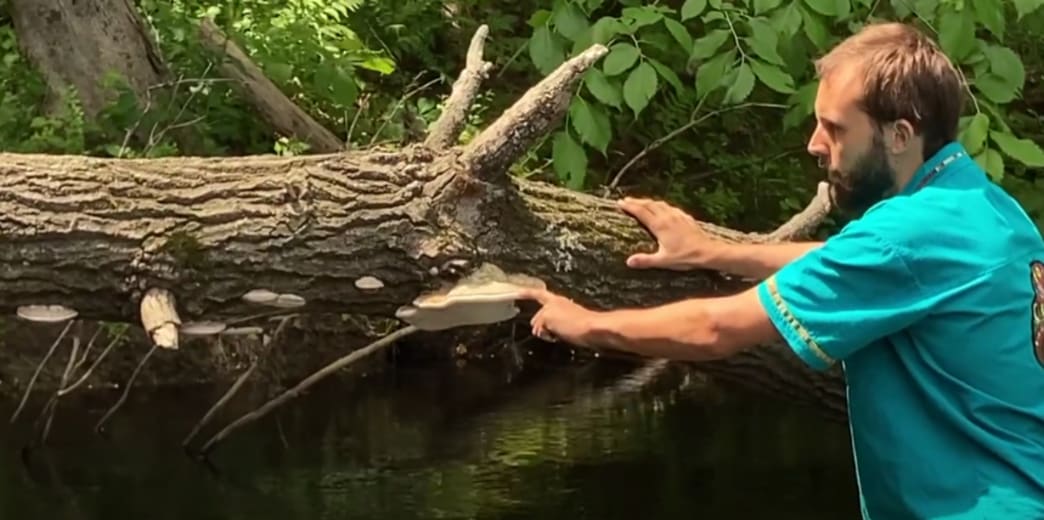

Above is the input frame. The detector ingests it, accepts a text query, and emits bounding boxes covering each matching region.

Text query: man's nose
[807,125,828,160]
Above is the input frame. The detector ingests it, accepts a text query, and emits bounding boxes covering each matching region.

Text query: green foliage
[524,0,1044,228]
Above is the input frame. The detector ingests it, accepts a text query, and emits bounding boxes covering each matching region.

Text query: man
[519,22,1044,519]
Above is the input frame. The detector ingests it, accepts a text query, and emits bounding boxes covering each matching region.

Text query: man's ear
[887,119,916,154]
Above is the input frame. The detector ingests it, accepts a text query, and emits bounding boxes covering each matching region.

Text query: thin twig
[182,316,293,450]
[199,325,418,455]
[369,75,442,147]
[94,343,159,434]
[10,320,75,423]
[57,327,127,397]
[36,337,80,444]
[608,102,788,189]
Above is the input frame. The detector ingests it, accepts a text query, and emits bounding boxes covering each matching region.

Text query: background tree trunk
[8,0,167,120]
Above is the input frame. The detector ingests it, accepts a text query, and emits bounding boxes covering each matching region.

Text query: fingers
[529,307,558,342]
[515,287,551,304]
[617,197,658,225]
[626,251,662,269]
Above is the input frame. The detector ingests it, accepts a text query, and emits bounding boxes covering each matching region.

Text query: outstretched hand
[617,197,718,271]
[516,288,601,347]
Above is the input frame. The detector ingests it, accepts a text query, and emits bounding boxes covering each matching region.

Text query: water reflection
[0,358,859,519]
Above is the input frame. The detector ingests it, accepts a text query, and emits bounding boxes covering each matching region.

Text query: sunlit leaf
[603,43,641,75]
[959,113,990,155]
[663,18,693,51]
[584,68,623,108]
[750,59,796,93]
[552,130,588,189]
[975,147,1005,181]
[681,0,708,20]
[695,50,735,99]
[569,97,613,154]
[690,29,731,60]
[971,0,1005,40]
[991,131,1044,167]
[724,63,755,104]
[623,61,659,116]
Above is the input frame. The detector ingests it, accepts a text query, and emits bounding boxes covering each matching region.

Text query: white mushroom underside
[395,301,520,331]
[181,321,228,336]
[16,304,78,323]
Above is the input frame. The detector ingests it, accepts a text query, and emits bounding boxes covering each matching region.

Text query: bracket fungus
[354,276,384,293]
[395,263,545,331]
[180,321,228,337]
[16,304,78,323]
[241,289,305,309]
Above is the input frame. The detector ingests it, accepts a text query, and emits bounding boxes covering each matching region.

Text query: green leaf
[985,45,1025,92]
[750,59,796,93]
[553,2,590,41]
[991,131,1044,167]
[772,2,804,37]
[603,43,641,75]
[648,58,685,94]
[569,97,612,154]
[971,0,1005,40]
[690,29,731,60]
[975,73,1015,104]
[745,18,784,65]
[528,10,552,27]
[622,6,663,28]
[754,0,784,14]
[804,0,837,16]
[552,130,588,189]
[529,25,565,74]
[695,50,735,99]
[800,5,829,48]
[959,113,990,155]
[724,63,755,104]
[834,0,852,18]
[590,17,624,44]
[1013,0,1044,20]
[584,68,623,108]
[975,147,1005,181]
[623,61,659,116]
[663,18,693,51]
[938,9,976,62]
[681,0,707,20]
[358,56,395,75]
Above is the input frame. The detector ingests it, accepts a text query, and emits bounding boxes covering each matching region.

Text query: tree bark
[0,28,847,420]
[7,0,167,120]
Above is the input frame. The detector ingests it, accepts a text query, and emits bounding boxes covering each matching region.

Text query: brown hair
[814,22,965,160]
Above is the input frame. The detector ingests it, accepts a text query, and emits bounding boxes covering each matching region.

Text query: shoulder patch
[1031,261,1044,368]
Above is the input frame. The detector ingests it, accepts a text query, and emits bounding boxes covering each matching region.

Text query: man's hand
[617,197,721,271]
[517,288,602,347]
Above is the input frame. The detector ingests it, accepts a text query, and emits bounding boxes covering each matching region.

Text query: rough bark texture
[0,23,847,422]
[197,19,345,153]
[7,0,167,120]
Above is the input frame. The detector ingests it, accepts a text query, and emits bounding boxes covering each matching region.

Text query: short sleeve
[756,225,930,371]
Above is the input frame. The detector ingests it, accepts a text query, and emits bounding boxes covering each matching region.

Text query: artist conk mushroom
[395,263,545,331]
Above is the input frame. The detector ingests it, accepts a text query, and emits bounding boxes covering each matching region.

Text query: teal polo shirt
[757,141,1044,519]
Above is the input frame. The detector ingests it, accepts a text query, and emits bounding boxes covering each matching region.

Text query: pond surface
[0,356,859,519]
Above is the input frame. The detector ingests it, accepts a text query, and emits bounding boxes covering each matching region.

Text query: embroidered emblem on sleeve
[1030,261,1044,368]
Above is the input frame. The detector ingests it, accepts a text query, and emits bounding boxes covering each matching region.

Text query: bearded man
[519,22,1044,519]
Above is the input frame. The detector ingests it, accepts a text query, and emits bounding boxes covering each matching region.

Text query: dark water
[0,357,860,519]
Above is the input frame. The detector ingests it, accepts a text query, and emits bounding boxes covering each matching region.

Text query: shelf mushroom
[395,263,545,331]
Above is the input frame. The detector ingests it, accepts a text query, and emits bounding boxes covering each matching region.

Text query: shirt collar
[899,141,968,196]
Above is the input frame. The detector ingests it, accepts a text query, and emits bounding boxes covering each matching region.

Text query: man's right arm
[700,241,824,280]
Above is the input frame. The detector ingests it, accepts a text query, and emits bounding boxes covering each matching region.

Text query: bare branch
[199,325,418,455]
[764,181,832,243]
[460,44,609,179]
[424,25,493,149]
[198,18,343,153]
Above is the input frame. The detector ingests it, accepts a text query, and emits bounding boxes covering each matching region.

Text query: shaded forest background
[0,0,1041,233]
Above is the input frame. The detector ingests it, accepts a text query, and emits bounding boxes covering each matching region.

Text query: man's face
[807,67,898,220]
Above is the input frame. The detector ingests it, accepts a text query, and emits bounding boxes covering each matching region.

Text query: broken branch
[424,25,493,149]
[139,288,181,349]
[764,181,832,243]
[460,44,609,178]
[198,18,343,153]
[199,325,418,455]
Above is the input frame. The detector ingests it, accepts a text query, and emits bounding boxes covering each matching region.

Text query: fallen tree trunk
[0,27,846,421]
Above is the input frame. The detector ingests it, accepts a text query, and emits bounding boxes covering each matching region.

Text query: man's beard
[826,132,897,221]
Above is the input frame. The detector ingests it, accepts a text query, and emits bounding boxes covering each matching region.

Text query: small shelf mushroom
[354,276,384,293]
[16,304,78,323]
[395,263,545,331]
